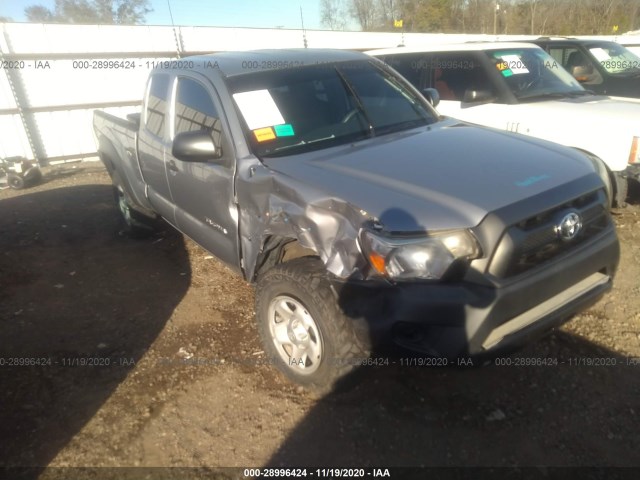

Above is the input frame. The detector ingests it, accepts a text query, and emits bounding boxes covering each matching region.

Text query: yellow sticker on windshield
[254,127,276,142]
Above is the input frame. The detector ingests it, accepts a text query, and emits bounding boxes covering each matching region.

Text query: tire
[112,173,155,237]
[26,167,43,186]
[7,173,25,190]
[255,257,370,391]
[613,172,628,208]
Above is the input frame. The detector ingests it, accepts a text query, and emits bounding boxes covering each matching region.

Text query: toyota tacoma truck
[369,42,640,207]
[93,49,619,390]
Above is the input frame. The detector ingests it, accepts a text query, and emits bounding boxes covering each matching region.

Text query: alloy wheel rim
[267,295,323,375]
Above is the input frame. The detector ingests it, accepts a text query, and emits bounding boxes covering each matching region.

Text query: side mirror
[172,130,222,162]
[463,89,496,104]
[127,112,141,128]
[422,87,440,107]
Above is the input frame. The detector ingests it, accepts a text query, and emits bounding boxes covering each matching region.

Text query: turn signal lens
[368,252,386,274]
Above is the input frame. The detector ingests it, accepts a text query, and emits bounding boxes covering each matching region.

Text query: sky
[0,0,348,30]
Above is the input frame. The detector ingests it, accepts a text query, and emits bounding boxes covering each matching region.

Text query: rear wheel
[26,167,43,186]
[255,257,369,391]
[112,173,155,237]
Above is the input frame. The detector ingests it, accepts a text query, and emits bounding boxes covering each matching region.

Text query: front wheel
[613,173,628,208]
[255,257,369,391]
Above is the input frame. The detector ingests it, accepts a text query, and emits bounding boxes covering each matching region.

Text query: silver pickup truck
[93,49,619,390]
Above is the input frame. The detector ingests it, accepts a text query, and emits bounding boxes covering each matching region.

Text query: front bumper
[336,228,619,359]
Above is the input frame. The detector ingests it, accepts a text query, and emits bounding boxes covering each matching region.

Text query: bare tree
[24,5,57,22]
[349,0,380,30]
[320,0,348,30]
[24,0,152,24]
[329,0,640,35]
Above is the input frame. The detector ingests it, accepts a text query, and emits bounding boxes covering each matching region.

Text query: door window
[381,53,432,90]
[174,77,223,149]
[432,53,494,102]
[556,47,603,85]
[144,74,170,138]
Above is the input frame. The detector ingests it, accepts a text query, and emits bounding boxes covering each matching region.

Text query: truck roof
[367,42,542,55]
[532,37,619,45]
[161,49,370,78]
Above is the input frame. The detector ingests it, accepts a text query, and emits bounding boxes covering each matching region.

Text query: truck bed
[93,110,154,214]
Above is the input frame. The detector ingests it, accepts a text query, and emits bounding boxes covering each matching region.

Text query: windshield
[589,43,640,75]
[486,48,586,101]
[228,61,437,157]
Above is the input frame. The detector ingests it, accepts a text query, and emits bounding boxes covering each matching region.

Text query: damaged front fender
[236,158,371,282]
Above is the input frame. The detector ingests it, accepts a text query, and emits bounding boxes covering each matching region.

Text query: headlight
[584,153,612,205]
[630,137,639,165]
[359,229,481,281]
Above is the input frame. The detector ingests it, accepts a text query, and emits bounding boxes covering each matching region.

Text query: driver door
[165,74,240,271]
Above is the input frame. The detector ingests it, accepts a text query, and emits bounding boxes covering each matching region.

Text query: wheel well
[253,237,319,281]
[97,139,118,177]
[571,147,617,200]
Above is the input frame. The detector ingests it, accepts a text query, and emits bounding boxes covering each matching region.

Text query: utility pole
[493,2,499,35]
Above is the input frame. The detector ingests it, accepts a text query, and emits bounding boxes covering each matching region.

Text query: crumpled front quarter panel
[235,159,370,281]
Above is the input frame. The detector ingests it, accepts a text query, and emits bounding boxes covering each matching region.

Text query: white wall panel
[0,69,17,109]
[0,114,31,158]
[18,59,149,107]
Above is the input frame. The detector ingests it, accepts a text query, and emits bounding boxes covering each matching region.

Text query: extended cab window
[144,74,170,138]
[228,61,437,157]
[174,77,222,147]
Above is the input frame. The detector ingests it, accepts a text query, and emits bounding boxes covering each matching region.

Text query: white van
[369,43,640,206]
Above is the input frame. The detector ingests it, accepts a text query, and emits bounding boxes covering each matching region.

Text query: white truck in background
[369,42,640,207]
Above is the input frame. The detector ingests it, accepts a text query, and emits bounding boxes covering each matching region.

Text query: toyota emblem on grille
[556,211,582,242]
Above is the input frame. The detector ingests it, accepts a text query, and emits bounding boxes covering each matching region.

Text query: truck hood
[519,95,640,130]
[262,120,597,232]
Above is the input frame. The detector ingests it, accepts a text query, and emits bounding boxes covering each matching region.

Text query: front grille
[489,191,611,278]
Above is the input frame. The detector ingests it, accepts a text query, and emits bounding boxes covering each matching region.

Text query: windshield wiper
[517,90,594,101]
[375,118,430,136]
[271,134,337,153]
[334,67,376,137]
[566,89,596,96]
[262,134,347,158]
[613,69,640,77]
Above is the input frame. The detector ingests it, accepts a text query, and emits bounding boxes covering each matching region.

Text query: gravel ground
[0,164,639,478]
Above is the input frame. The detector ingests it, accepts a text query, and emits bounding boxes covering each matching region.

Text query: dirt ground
[1,164,639,478]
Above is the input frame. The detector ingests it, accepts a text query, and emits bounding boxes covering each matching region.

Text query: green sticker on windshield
[274,124,295,137]
[501,69,514,77]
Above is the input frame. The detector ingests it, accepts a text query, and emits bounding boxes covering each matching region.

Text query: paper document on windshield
[590,48,611,62]
[501,55,529,74]
[233,90,285,130]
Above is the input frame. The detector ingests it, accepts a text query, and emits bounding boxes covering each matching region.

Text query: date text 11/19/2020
[243,468,391,478]
[0,357,136,367]
[328,357,474,367]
